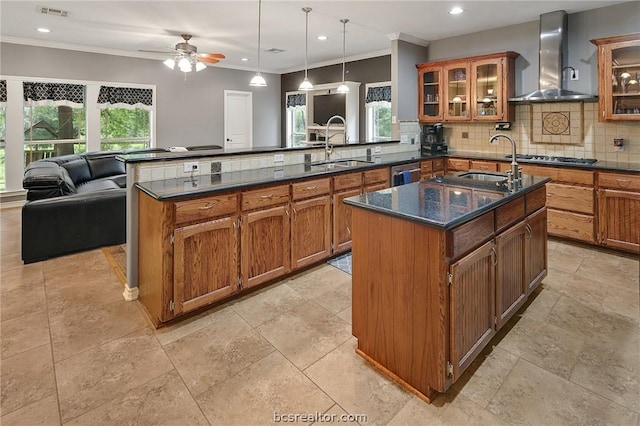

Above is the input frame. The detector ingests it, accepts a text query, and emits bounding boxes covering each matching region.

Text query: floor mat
[327,251,352,275]
[102,244,127,286]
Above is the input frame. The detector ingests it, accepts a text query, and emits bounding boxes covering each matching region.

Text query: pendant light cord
[341,19,348,84]
[304,8,310,79]
[257,0,262,73]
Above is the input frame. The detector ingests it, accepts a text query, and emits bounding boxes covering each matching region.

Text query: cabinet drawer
[242,185,290,211]
[526,186,546,214]
[433,158,445,171]
[420,161,433,173]
[495,196,525,233]
[447,158,470,172]
[598,172,640,192]
[520,165,594,186]
[546,183,594,214]
[469,160,498,172]
[363,168,389,185]
[447,211,495,259]
[547,208,595,242]
[292,178,330,201]
[174,193,238,225]
[333,172,362,191]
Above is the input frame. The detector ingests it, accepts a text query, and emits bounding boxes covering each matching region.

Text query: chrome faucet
[325,115,346,162]
[489,133,521,188]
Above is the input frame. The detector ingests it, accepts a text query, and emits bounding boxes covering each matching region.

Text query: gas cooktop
[505,154,598,165]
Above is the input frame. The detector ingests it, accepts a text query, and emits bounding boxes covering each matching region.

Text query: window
[23,82,87,167]
[365,83,392,142]
[286,92,307,148]
[98,86,153,151]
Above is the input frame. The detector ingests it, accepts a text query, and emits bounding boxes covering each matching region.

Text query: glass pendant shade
[163,58,175,69]
[337,19,350,94]
[195,61,207,72]
[452,95,462,102]
[250,73,267,87]
[298,7,313,91]
[336,83,349,94]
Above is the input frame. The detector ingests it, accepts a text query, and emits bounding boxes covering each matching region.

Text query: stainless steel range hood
[509,10,597,103]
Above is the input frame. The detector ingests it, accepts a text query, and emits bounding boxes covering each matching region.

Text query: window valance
[97,86,153,111]
[286,93,306,108]
[0,80,6,106]
[23,82,85,107]
[365,85,391,103]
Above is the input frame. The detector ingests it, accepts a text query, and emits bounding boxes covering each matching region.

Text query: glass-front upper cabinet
[444,62,470,121]
[472,61,501,121]
[592,33,640,121]
[418,65,442,122]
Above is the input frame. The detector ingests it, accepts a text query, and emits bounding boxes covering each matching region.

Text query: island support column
[123,162,139,301]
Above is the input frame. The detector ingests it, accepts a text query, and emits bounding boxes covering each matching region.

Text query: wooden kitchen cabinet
[291,178,332,269]
[333,187,360,254]
[446,158,470,172]
[417,52,518,123]
[591,33,640,122]
[526,207,548,294]
[598,172,640,252]
[495,221,527,330]
[449,240,496,381]
[421,159,446,179]
[470,160,499,172]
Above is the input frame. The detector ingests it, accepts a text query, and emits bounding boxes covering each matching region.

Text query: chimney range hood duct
[509,10,597,103]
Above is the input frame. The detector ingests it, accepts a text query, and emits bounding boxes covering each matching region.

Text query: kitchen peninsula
[345,173,550,402]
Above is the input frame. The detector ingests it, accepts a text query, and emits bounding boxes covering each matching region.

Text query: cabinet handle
[347,226,351,236]
[285,209,289,218]
[306,186,317,190]
[260,194,274,199]
[198,203,214,210]
[293,207,298,218]
[616,179,631,184]
[491,247,497,267]
[526,224,532,240]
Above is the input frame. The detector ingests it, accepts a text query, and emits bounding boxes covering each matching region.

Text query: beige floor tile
[336,305,352,325]
[196,351,334,426]
[547,252,584,274]
[439,392,511,426]
[41,249,110,275]
[497,315,584,379]
[288,265,352,313]
[1,265,45,321]
[0,252,23,272]
[1,309,50,359]
[49,299,148,362]
[45,273,125,320]
[487,358,639,425]
[574,256,639,289]
[601,284,640,320]
[164,310,274,396]
[154,305,236,346]
[451,346,519,408]
[257,300,352,369]
[0,238,20,256]
[0,263,43,291]
[304,339,411,425]
[231,282,306,327]
[542,269,609,310]
[0,344,56,415]
[56,328,174,423]
[66,370,208,426]
[0,394,60,426]
[387,393,452,426]
[312,403,351,425]
[520,285,561,322]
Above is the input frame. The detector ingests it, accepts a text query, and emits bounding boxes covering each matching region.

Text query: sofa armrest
[21,189,126,263]
[23,162,76,200]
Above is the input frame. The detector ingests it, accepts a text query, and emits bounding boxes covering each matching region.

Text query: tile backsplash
[445,103,640,163]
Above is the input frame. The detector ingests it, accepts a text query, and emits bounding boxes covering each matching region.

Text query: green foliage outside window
[100,108,150,151]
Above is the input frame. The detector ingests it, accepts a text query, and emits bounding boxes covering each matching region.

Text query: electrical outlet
[374,146,382,154]
[273,154,285,163]
[183,162,199,173]
[571,70,579,81]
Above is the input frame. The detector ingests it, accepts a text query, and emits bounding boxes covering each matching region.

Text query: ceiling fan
[141,34,225,72]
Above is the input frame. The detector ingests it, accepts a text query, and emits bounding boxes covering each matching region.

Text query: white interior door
[224,90,252,150]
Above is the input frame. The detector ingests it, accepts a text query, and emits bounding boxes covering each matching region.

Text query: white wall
[0,43,281,149]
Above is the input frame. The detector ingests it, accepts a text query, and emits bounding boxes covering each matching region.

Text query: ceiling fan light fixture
[298,7,314,91]
[163,58,176,70]
[195,60,207,72]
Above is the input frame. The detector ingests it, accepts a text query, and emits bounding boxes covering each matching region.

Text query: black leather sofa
[21,148,166,263]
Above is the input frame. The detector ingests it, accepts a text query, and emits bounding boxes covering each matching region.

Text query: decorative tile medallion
[542,112,571,135]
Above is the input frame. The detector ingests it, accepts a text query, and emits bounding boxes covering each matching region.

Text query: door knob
[226,138,231,141]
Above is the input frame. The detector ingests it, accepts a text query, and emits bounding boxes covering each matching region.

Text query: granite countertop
[344,174,550,230]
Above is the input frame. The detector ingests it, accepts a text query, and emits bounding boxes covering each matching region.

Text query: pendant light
[336,19,350,94]
[298,7,314,91]
[249,0,267,87]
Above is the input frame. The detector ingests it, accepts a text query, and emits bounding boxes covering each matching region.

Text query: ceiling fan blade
[198,53,226,60]
[198,57,220,64]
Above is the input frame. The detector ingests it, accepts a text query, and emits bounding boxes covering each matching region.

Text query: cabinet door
[526,208,548,294]
[241,205,291,288]
[333,188,361,254]
[495,221,527,330]
[471,59,503,121]
[599,189,640,252]
[418,65,443,122]
[449,241,496,382]
[444,62,470,121]
[291,196,331,269]
[173,216,239,315]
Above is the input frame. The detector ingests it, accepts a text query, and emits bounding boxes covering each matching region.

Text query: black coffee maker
[421,123,447,154]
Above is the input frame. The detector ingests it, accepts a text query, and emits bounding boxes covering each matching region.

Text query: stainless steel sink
[309,159,373,169]
[458,172,508,182]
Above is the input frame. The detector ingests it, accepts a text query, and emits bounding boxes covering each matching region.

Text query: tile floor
[1,206,639,425]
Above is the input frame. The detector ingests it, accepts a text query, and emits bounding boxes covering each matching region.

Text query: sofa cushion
[86,152,125,180]
[61,158,92,185]
[75,178,121,194]
[109,174,127,188]
[23,162,76,197]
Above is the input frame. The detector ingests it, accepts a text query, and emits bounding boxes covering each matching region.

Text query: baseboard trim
[122,285,139,301]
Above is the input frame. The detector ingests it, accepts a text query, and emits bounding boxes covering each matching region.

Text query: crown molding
[280,48,391,74]
[386,32,429,47]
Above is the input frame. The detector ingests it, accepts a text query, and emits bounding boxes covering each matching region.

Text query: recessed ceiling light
[449,7,464,15]
[241,57,249,62]
[317,35,327,41]
[36,27,51,33]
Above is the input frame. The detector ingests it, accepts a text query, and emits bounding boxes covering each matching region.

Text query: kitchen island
[345,173,550,402]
